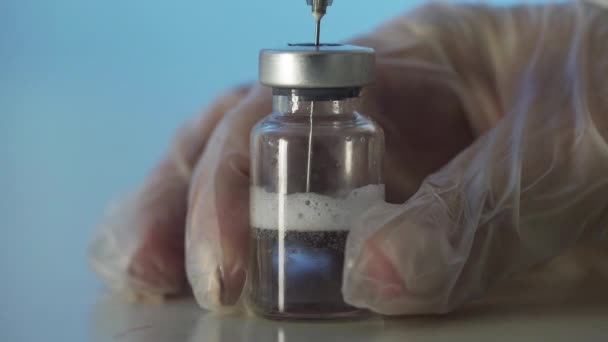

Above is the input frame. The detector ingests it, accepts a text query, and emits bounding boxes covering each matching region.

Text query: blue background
[0,1,531,340]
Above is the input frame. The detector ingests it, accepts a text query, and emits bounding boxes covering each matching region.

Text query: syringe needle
[315,19,321,46]
[307,0,332,46]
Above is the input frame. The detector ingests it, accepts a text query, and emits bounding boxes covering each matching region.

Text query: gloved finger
[343,3,608,315]
[186,86,272,310]
[89,85,251,298]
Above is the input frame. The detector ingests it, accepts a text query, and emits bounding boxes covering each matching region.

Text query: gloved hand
[89,1,608,314]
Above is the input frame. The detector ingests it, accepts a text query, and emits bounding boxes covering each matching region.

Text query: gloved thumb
[343,112,608,315]
[342,23,608,315]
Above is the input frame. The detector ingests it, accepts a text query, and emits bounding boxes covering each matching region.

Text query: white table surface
[90,280,608,342]
[90,252,608,342]
[90,298,608,342]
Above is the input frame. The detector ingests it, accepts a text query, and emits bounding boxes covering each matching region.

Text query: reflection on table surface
[92,295,608,342]
[92,247,608,342]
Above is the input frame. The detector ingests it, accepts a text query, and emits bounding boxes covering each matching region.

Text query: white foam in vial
[250,184,385,232]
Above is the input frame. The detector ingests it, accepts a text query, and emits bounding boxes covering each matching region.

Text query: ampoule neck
[272,94,359,116]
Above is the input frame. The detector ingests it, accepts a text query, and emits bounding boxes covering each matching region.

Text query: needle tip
[314,19,321,46]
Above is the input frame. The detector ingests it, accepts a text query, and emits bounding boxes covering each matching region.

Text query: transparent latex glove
[89,86,251,298]
[342,2,608,314]
[89,1,608,314]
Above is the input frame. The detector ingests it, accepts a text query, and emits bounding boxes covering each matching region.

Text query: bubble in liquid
[345,136,352,142]
[305,200,310,206]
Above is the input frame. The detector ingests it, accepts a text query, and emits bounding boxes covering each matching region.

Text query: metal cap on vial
[259,44,375,89]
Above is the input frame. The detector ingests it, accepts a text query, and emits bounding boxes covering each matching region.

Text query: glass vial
[248,45,384,320]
